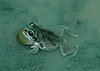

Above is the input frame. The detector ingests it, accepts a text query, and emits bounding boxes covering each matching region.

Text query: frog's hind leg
[60,39,78,57]
[60,26,79,57]
[60,26,79,37]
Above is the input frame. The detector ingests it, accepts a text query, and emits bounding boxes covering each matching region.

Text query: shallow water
[0,0,100,71]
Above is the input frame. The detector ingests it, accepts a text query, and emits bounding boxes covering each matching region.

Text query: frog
[17,23,79,57]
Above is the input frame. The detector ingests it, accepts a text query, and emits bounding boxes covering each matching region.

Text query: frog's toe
[26,46,39,54]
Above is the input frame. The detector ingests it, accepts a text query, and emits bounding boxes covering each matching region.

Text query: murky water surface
[0,0,100,71]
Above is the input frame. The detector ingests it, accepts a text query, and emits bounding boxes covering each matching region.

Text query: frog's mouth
[17,28,35,46]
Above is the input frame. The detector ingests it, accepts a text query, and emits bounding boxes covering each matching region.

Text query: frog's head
[17,23,37,45]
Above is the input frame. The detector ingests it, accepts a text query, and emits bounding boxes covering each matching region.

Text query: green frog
[17,23,79,57]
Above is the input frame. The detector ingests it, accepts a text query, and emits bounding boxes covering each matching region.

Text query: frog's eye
[28,30,34,36]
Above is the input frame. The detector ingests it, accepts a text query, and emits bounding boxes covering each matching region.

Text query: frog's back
[41,28,63,42]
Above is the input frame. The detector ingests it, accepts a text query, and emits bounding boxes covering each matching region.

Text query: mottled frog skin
[17,23,79,57]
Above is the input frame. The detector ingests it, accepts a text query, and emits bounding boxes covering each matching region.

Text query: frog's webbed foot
[26,42,41,54]
[60,26,79,37]
[26,45,39,54]
[60,40,78,58]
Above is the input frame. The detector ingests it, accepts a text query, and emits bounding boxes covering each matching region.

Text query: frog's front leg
[60,26,79,57]
[26,42,41,54]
